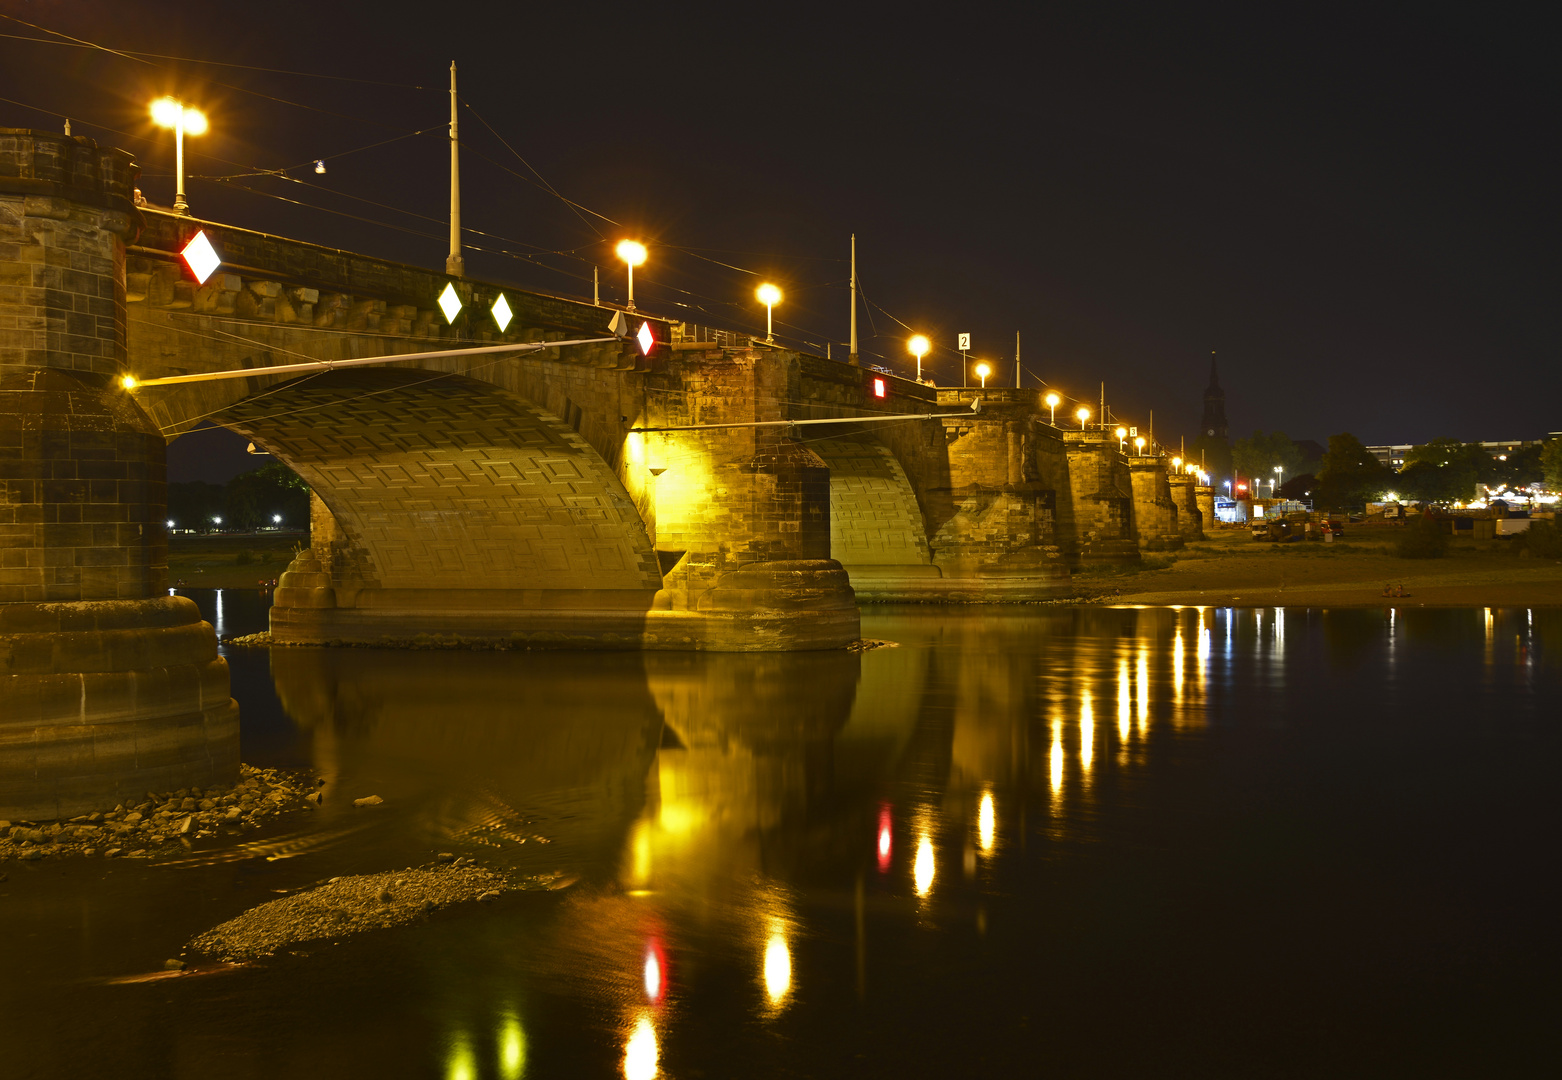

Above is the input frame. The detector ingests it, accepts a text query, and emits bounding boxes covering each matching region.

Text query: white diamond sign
[181,230,221,285]
[492,293,513,332]
[636,320,654,355]
[438,282,462,324]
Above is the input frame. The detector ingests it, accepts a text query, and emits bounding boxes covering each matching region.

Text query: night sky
[3,1,1556,483]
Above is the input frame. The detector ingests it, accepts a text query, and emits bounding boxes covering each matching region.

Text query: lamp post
[150,97,207,216]
[1273,465,1284,497]
[1115,426,1127,451]
[1044,392,1060,426]
[1173,457,1183,472]
[975,362,991,389]
[616,240,647,311]
[756,283,781,344]
[909,335,930,382]
[1076,406,1090,430]
[1134,436,1145,457]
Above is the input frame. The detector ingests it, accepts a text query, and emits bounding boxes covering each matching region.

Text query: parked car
[1320,520,1345,537]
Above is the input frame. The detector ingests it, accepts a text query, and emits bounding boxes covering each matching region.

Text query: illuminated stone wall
[1128,457,1183,550]
[1063,430,1140,562]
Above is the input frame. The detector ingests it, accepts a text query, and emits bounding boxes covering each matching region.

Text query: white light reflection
[977,790,995,853]
[1136,651,1149,728]
[1172,627,1185,701]
[1117,659,1131,742]
[913,833,935,897]
[763,918,792,1005]
[1274,608,1285,651]
[623,1015,658,1080]
[1079,688,1094,772]
[1049,718,1064,797]
[446,1033,476,1080]
[644,951,662,1002]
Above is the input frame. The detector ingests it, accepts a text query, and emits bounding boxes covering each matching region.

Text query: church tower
[1191,352,1233,487]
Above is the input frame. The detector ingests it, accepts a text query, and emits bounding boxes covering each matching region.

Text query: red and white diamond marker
[636,320,654,355]
[180,230,221,284]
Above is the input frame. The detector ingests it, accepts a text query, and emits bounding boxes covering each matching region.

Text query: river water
[4,597,1556,1077]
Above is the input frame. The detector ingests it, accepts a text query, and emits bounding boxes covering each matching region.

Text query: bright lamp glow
[180,230,221,284]
[616,240,647,267]
[1044,392,1060,407]
[1116,427,1128,439]
[908,334,930,357]
[150,97,182,127]
[120,375,137,390]
[756,283,781,306]
[438,282,462,323]
[1173,457,1182,469]
[492,293,513,332]
[623,1015,657,1080]
[182,109,208,136]
[1076,407,1090,424]
[975,363,991,379]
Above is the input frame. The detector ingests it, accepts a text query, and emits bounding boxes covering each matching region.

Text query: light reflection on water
[11,593,1557,1078]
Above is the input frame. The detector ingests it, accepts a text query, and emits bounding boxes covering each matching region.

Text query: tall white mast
[446,62,465,278]
[849,234,859,366]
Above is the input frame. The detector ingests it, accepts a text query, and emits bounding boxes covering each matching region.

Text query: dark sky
[3,0,1556,477]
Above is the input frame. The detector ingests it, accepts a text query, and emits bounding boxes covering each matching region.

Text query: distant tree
[1400,438,1481,502]
[1316,433,1393,511]
[1491,443,1544,491]
[167,481,225,532]
[1232,430,1305,494]
[1541,438,1562,488]
[223,465,310,531]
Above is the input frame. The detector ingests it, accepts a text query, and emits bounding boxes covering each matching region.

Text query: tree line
[168,464,310,532]
[1228,429,1562,512]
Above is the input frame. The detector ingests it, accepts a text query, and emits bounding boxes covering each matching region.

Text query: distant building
[1190,353,1233,484]
[1365,439,1546,469]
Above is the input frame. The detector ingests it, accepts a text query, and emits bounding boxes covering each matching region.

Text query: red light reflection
[877,804,892,872]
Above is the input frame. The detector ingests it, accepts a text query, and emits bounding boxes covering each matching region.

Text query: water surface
[3,597,1555,1077]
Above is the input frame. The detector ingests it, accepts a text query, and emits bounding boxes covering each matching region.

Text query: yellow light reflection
[1117,659,1131,742]
[1135,651,1150,726]
[623,1015,658,1080]
[1172,627,1185,701]
[763,920,792,1005]
[1079,688,1094,772]
[977,790,995,853]
[1274,608,1285,650]
[446,1034,476,1080]
[499,1012,527,1080]
[913,833,935,896]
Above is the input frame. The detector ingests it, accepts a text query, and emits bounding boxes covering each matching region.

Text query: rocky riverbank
[0,764,316,861]
[185,859,571,962]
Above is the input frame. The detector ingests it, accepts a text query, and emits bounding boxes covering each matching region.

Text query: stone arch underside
[811,435,933,569]
[212,369,663,641]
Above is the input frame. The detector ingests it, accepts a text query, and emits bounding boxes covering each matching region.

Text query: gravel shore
[0,764,315,861]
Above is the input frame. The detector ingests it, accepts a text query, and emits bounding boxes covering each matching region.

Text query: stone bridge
[1,129,1207,818]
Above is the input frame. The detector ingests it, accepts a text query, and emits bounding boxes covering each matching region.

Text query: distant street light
[1115,426,1128,450]
[908,335,930,382]
[1274,465,1284,495]
[1172,457,1182,470]
[150,97,207,216]
[756,283,782,344]
[615,240,647,311]
[1044,392,1060,425]
[975,362,991,389]
[1134,436,1146,456]
[1077,406,1091,429]
[272,514,282,525]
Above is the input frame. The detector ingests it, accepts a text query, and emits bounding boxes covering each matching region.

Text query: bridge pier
[0,130,236,819]
[1127,456,1184,551]
[1169,472,1205,541]
[1062,430,1141,563]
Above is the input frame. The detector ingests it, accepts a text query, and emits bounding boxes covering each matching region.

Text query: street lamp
[1273,465,1284,495]
[756,283,781,344]
[1172,457,1182,471]
[908,334,930,382]
[615,240,647,311]
[975,362,991,389]
[272,514,282,525]
[1134,436,1145,456]
[150,97,207,216]
[1115,426,1128,450]
[1044,392,1060,425]
[1076,406,1090,429]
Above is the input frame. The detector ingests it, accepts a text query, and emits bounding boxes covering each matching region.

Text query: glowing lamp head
[1115,427,1127,439]
[908,334,930,359]
[756,283,781,306]
[975,362,991,380]
[182,109,208,136]
[1044,392,1060,408]
[1134,437,1145,449]
[616,240,647,267]
[1173,457,1182,469]
[120,374,137,391]
[1076,407,1090,423]
[150,97,182,128]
